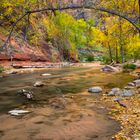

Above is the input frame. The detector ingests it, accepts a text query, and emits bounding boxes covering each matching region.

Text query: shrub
[123,63,137,71]
[86,55,94,62]
[0,66,4,73]
[102,56,111,64]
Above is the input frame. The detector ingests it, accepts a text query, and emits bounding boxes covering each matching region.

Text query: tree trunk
[138,0,140,38]
[115,46,119,63]
[108,43,113,63]
[119,17,125,63]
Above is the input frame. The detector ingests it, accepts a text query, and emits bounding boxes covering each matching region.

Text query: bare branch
[2,13,28,50]
[26,5,140,31]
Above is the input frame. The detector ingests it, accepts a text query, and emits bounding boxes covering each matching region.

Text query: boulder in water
[128,82,135,87]
[102,65,120,72]
[133,79,140,88]
[124,86,135,90]
[108,88,121,96]
[88,87,102,93]
[17,89,33,100]
[108,88,134,97]
[8,109,30,116]
[41,73,51,76]
[34,81,45,87]
[121,89,134,97]
[137,88,140,94]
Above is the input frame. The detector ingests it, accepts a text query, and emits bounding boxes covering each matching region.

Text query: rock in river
[41,73,51,76]
[88,87,102,93]
[124,86,135,90]
[108,88,134,97]
[8,109,30,116]
[128,82,135,87]
[34,81,45,87]
[108,88,121,96]
[101,65,120,72]
[17,89,33,100]
[121,89,134,97]
[133,79,140,88]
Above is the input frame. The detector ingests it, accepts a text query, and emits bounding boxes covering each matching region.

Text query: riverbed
[0,66,134,140]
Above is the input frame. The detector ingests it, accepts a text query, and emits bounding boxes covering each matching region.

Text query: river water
[0,67,133,140]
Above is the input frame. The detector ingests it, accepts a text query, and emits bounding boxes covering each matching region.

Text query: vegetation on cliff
[0,0,140,62]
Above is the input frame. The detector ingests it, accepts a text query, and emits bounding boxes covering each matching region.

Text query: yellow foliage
[43,18,59,38]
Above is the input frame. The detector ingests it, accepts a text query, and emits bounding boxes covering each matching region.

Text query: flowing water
[0,67,134,140]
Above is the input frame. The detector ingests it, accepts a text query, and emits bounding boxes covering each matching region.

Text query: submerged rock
[41,73,51,76]
[17,89,33,100]
[34,81,45,87]
[88,87,102,93]
[8,109,30,116]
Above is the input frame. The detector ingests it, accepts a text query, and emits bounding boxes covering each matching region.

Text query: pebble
[41,73,51,76]
[34,81,45,87]
[88,87,102,93]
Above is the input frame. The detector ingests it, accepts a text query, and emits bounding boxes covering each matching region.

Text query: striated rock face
[0,34,60,62]
[0,51,49,62]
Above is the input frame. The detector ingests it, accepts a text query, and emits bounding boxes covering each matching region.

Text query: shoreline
[0,61,103,76]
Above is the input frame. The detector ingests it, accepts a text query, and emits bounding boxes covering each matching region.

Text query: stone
[112,88,120,92]
[108,91,115,96]
[113,98,123,102]
[137,88,140,94]
[133,79,140,87]
[101,65,120,72]
[124,86,135,89]
[88,87,102,93]
[128,82,135,87]
[17,89,33,100]
[34,81,45,87]
[8,109,30,116]
[121,89,134,97]
[41,73,51,76]
[108,88,121,96]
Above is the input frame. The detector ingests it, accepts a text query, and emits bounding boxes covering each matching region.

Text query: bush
[123,64,137,71]
[86,55,94,62]
[0,66,4,73]
[102,56,111,64]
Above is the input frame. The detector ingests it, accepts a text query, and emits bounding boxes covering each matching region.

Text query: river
[0,66,133,140]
